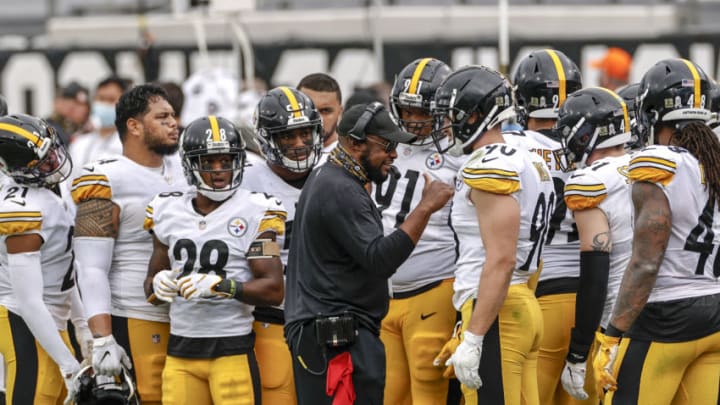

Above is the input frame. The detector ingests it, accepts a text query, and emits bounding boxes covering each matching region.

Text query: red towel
[326,352,356,405]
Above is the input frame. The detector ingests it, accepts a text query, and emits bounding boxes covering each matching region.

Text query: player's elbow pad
[74,237,115,319]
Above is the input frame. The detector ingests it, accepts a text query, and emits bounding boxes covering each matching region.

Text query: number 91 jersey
[451,143,555,310]
[628,145,720,302]
[144,189,286,338]
[0,181,75,329]
[373,144,463,293]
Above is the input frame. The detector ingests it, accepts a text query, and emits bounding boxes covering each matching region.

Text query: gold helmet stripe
[409,58,432,95]
[546,49,567,108]
[597,87,630,134]
[280,86,303,118]
[0,123,43,147]
[208,115,221,142]
[680,59,701,108]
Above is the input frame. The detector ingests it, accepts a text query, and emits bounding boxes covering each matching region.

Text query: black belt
[392,280,443,299]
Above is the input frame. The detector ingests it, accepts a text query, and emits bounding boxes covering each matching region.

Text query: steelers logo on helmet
[0,113,72,187]
[431,65,517,156]
[554,87,631,171]
[513,49,583,130]
[390,58,452,143]
[636,58,713,145]
[180,115,246,202]
[254,86,323,173]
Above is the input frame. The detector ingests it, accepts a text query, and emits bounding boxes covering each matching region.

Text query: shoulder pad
[462,144,521,195]
[564,169,608,211]
[628,146,678,186]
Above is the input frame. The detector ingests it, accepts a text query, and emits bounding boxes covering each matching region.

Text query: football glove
[561,360,589,400]
[62,364,82,405]
[152,268,181,303]
[446,330,484,389]
[592,331,620,397]
[177,273,226,300]
[92,335,132,377]
[433,320,463,379]
[73,321,94,363]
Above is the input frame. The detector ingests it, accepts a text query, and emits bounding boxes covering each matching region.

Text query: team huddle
[0,48,719,405]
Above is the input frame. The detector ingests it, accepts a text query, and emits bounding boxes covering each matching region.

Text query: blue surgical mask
[92,102,116,129]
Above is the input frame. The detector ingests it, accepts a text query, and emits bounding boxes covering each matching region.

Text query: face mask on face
[92,102,116,129]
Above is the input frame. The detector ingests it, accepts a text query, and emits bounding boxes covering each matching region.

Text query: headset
[348,101,385,141]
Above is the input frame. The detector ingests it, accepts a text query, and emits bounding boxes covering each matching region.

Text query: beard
[144,130,179,155]
[322,123,337,142]
[360,150,388,184]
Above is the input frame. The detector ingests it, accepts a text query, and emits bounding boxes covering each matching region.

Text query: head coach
[284,101,455,404]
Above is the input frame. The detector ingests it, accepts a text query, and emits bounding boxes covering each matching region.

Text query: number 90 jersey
[0,181,76,329]
[373,144,463,293]
[451,143,555,310]
[144,189,286,338]
[628,145,720,302]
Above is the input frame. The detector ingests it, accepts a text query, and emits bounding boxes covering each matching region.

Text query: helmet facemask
[1,126,73,187]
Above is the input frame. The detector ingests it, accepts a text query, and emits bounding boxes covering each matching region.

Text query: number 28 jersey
[451,143,555,310]
[0,181,76,329]
[628,145,720,302]
[144,189,286,338]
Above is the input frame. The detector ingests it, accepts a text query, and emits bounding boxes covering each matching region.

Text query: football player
[508,49,590,405]
[144,116,285,404]
[594,58,720,404]
[71,84,187,404]
[437,66,554,405]
[297,73,343,163]
[553,87,634,401]
[375,57,461,405]
[0,114,82,404]
[241,86,323,404]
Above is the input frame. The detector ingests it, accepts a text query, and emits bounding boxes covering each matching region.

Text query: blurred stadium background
[0,0,719,120]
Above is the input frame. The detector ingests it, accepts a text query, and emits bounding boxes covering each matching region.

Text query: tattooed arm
[608,182,670,333]
[74,199,121,337]
[567,207,612,361]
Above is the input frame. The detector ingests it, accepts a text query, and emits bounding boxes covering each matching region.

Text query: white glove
[446,330,484,389]
[152,268,181,303]
[177,273,224,300]
[61,364,82,405]
[73,322,93,363]
[561,360,589,400]
[92,335,132,377]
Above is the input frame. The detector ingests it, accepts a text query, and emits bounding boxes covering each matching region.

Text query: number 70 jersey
[451,143,555,310]
[628,145,720,302]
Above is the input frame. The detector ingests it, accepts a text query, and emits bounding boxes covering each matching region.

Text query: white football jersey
[565,154,633,327]
[0,181,76,329]
[145,189,286,338]
[71,154,187,322]
[452,142,555,310]
[628,145,720,302]
[504,130,580,281]
[373,143,462,293]
[241,155,304,312]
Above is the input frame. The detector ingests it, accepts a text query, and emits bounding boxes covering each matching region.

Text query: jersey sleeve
[0,209,42,236]
[249,192,287,237]
[628,147,678,186]
[70,165,112,203]
[564,169,608,211]
[461,145,521,195]
[143,194,170,245]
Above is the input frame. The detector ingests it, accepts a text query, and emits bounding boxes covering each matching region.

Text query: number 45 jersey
[144,188,286,339]
[629,145,720,302]
[373,144,463,294]
[0,181,76,329]
[451,143,555,310]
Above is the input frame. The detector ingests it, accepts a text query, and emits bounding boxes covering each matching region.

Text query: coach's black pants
[288,322,385,405]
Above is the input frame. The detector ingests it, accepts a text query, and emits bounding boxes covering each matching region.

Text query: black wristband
[216,279,244,301]
[605,323,625,338]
